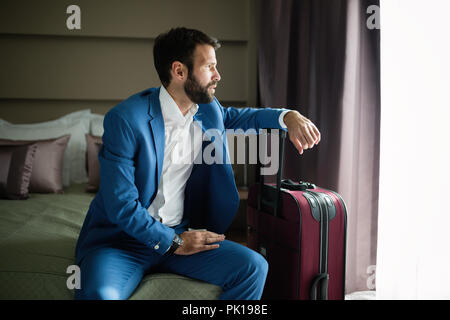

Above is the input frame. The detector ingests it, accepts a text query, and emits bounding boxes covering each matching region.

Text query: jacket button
[154,244,160,250]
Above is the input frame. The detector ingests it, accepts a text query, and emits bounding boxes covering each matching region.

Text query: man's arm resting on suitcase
[218,99,321,155]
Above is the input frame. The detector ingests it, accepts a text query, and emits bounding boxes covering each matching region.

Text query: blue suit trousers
[74,223,268,300]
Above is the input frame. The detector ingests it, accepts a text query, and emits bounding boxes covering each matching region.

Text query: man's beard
[184,73,217,104]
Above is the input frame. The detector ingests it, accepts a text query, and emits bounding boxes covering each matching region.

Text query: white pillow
[89,113,105,137]
[56,109,92,123]
[0,110,92,186]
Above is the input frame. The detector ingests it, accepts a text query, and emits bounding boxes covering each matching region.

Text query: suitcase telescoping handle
[256,129,315,217]
[257,128,286,218]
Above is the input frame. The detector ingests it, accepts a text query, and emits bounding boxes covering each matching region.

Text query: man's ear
[171,61,187,81]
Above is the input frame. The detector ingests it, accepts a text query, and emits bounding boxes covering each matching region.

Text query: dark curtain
[258,0,380,294]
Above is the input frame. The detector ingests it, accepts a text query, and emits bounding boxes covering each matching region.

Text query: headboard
[0,99,114,124]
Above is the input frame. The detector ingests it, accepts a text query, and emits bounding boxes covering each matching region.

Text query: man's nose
[213,68,221,82]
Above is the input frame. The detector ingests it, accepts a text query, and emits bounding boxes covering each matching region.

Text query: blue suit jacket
[75,87,286,264]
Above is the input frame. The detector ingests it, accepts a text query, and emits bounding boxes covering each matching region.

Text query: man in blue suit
[75,27,321,300]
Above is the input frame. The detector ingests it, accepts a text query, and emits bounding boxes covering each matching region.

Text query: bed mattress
[0,184,221,299]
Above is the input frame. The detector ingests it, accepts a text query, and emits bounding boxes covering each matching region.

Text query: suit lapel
[193,104,231,168]
[148,88,165,189]
[193,104,216,139]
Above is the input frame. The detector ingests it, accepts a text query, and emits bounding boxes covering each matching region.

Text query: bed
[0,109,223,300]
[0,182,222,300]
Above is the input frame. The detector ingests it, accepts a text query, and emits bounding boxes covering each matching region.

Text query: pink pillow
[85,134,102,193]
[0,143,37,199]
[0,135,70,194]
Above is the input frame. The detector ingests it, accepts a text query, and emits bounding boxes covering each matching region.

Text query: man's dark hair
[153,27,221,87]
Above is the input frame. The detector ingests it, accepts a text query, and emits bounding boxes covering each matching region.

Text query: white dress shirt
[147,86,203,227]
[148,86,289,227]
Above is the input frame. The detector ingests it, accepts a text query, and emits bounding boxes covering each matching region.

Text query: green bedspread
[0,184,221,300]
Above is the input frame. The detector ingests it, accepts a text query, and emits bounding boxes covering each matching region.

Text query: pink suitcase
[246,130,347,300]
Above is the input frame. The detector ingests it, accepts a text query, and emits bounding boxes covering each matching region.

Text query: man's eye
[205,64,217,72]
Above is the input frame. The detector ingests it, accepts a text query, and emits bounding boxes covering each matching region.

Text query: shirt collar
[159,85,198,125]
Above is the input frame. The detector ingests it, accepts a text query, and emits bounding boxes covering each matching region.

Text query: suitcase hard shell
[246,130,347,300]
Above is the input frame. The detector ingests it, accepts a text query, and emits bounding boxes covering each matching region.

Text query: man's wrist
[279,110,290,129]
[165,233,183,255]
[283,110,301,128]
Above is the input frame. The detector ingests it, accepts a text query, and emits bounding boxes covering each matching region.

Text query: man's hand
[283,111,321,155]
[174,230,225,255]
